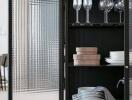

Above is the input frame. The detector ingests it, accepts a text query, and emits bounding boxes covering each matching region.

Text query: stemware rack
[70,0,124,24]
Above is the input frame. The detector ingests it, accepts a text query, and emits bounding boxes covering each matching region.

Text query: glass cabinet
[8,0,131,100]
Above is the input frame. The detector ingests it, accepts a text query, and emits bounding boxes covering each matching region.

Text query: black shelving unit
[8,0,130,100]
[65,0,125,100]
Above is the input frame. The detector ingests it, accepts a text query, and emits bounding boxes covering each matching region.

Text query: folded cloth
[72,94,79,100]
[72,86,116,100]
[96,86,116,100]
[72,94,105,100]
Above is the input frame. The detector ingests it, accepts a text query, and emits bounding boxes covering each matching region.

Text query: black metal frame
[8,0,12,100]
[8,0,130,100]
[65,0,69,99]
[8,0,65,100]
[124,0,129,100]
[59,0,65,100]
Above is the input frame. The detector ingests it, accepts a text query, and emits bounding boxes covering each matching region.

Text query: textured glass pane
[28,0,59,90]
[12,0,59,92]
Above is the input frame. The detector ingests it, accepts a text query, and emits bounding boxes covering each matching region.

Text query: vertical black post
[65,0,68,99]
[8,0,12,100]
[124,0,129,100]
[59,0,64,100]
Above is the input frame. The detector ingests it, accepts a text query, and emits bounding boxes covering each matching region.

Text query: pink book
[73,54,100,60]
[77,51,97,55]
[74,60,100,66]
[76,47,98,52]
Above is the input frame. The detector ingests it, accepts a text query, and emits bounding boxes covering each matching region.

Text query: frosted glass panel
[28,0,59,90]
[12,0,59,94]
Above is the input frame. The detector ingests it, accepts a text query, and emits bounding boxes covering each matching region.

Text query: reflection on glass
[0,54,8,91]
[0,0,8,100]
[0,44,8,100]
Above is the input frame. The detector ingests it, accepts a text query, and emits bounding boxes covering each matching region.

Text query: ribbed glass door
[11,0,62,100]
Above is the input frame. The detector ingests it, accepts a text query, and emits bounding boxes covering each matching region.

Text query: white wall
[0,0,8,55]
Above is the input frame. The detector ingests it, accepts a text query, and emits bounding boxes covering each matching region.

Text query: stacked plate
[105,51,132,65]
[72,86,115,100]
[73,47,100,66]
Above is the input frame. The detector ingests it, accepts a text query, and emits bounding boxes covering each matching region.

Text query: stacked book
[105,51,132,65]
[73,47,100,66]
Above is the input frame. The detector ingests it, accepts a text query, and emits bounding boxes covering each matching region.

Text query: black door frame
[8,0,65,100]
[59,0,65,100]
[124,0,130,100]
[8,0,12,100]
[8,0,130,100]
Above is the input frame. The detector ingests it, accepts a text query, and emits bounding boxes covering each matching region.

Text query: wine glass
[114,0,124,23]
[99,0,114,23]
[83,0,92,24]
[73,0,82,24]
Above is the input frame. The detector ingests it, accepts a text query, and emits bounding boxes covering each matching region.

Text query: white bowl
[110,51,132,60]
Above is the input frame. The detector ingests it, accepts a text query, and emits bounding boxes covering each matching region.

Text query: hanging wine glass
[83,0,92,24]
[114,0,124,23]
[73,0,82,24]
[99,0,114,23]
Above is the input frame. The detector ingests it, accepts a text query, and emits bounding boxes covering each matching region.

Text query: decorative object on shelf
[73,47,101,66]
[83,0,92,24]
[72,86,116,100]
[73,0,82,24]
[99,0,114,23]
[105,51,132,65]
[114,0,124,23]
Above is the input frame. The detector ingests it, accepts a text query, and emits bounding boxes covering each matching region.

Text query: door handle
[117,77,125,88]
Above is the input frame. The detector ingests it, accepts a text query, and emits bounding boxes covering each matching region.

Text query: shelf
[68,63,124,68]
[69,23,124,28]
[69,98,123,100]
